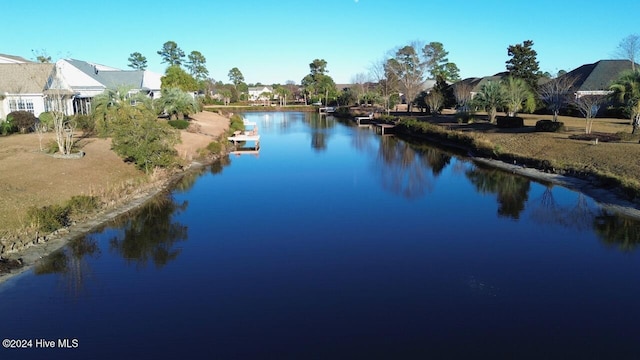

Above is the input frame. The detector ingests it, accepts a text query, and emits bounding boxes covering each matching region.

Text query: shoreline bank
[0,156,223,286]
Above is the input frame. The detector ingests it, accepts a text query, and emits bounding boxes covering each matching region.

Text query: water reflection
[375,136,452,199]
[594,210,640,251]
[34,236,100,297]
[306,114,336,152]
[109,195,188,268]
[465,165,530,219]
[530,187,596,231]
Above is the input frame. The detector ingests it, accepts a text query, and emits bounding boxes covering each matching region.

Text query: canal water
[1,112,639,359]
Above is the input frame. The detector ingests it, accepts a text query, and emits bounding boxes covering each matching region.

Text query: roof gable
[563,60,637,91]
[0,53,32,64]
[0,63,54,94]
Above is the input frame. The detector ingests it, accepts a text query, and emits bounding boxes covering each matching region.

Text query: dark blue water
[2,112,640,360]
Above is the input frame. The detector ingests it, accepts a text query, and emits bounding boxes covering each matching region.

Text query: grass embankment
[0,111,231,258]
[393,115,640,202]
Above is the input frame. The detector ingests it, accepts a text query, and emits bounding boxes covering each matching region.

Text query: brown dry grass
[0,111,229,233]
[438,112,640,179]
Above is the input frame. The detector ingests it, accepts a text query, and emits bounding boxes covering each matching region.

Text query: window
[7,99,35,114]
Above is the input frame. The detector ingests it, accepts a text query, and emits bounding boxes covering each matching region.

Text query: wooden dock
[374,123,395,135]
[354,113,374,126]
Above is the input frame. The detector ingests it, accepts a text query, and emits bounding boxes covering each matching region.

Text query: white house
[248,86,274,102]
[0,63,54,119]
[44,59,163,115]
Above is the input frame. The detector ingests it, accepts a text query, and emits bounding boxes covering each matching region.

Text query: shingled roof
[562,60,637,91]
[0,63,54,94]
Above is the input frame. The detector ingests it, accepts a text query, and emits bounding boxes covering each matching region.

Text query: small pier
[354,113,374,126]
[373,123,395,135]
[319,106,336,114]
[228,118,261,150]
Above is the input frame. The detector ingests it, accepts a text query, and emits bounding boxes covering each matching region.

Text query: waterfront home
[558,59,638,98]
[44,59,162,115]
[0,63,54,119]
[248,86,274,103]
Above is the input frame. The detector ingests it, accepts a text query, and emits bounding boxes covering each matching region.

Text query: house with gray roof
[0,53,31,64]
[0,63,54,119]
[45,59,162,115]
[559,59,638,97]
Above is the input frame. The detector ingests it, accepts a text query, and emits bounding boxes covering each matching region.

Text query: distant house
[0,53,31,64]
[0,63,54,119]
[558,59,638,98]
[248,86,274,102]
[44,59,163,115]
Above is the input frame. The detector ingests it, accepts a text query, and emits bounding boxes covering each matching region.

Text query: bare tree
[425,91,444,115]
[616,34,640,71]
[47,92,77,155]
[573,94,605,134]
[34,121,47,151]
[453,82,473,113]
[385,43,426,113]
[351,72,368,106]
[369,57,397,114]
[538,75,577,121]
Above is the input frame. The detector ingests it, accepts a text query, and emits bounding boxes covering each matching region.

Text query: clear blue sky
[5,0,639,85]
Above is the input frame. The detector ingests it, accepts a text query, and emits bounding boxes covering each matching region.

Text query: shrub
[7,111,37,133]
[228,114,245,135]
[206,141,222,154]
[1,118,17,135]
[74,114,95,132]
[27,205,69,233]
[167,119,190,129]
[615,132,640,142]
[496,116,524,128]
[535,119,564,132]
[456,112,475,124]
[39,112,54,130]
[65,195,100,215]
[111,113,181,173]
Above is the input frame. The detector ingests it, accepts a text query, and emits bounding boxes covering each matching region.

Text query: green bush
[27,205,70,233]
[38,112,54,130]
[535,119,564,132]
[228,114,245,135]
[206,141,222,154]
[74,114,95,132]
[496,116,524,128]
[111,114,181,173]
[7,111,37,133]
[66,195,100,215]
[1,118,17,135]
[167,119,190,129]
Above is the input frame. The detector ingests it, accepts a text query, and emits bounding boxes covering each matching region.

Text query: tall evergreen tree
[127,52,148,70]
[186,51,208,81]
[157,41,185,66]
[506,40,540,91]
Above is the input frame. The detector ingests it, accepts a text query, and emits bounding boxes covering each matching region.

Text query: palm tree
[92,86,152,136]
[502,76,535,117]
[609,70,640,134]
[472,81,505,123]
[155,88,199,120]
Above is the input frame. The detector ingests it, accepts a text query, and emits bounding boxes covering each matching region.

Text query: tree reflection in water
[376,136,451,199]
[109,195,188,269]
[307,114,335,152]
[530,186,596,231]
[465,165,530,219]
[34,236,100,298]
[594,210,640,251]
